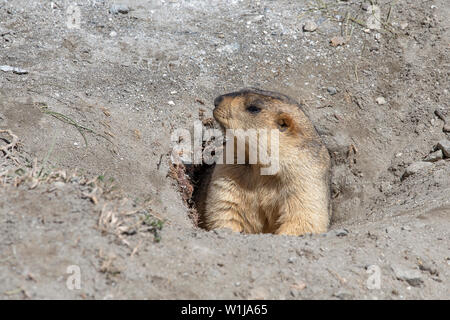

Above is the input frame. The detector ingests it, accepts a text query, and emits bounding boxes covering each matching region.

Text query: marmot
[200,88,331,236]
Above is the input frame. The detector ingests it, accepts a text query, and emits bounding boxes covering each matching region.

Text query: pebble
[443,124,450,132]
[391,264,423,287]
[418,262,439,276]
[333,291,353,300]
[303,20,317,32]
[375,97,386,105]
[424,150,443,162]
[327,87,337,95]
[403,161,432,178]
[109,4,129,14]
[400,22,409,30]
[333,229,349,237]
[168,100,175,106]
[0,65,28,74]
[401,225,412,231]
[436,139,450,158]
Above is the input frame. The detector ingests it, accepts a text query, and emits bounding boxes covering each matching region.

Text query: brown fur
[201,88,331,236]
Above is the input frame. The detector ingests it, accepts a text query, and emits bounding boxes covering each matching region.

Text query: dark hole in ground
[168,161,215,228]
[185,163,215,229]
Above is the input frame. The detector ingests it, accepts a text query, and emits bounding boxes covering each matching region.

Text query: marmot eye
[246,105,261,114]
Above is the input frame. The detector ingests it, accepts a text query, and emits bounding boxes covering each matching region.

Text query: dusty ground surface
[0,0,449,299]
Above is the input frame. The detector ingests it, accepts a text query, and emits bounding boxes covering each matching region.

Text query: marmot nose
[214,95,224,107]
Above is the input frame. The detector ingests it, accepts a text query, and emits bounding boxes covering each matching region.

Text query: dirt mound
[0,0,449,299]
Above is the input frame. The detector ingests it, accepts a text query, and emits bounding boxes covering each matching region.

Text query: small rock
[403,161,432,178]
[291,281,307,291]
[400,22,408,30]
[14,68,28,75]
[287,257,296,263]
[375,97,386,105]
[361,2,370,11]
[248,287,269,300]
[391,265,423,287]
[303,20,317,32]
[168,100,175,106]
[109,31,117,37]
[424,150,443,162]
[0,65,28,74]
[327,87,337,95]
[333,229,349,237]
[333,291,353,300]
[436,139,450,158]
[418,262,439,276]
[109,4,129,14]
[401,225,412,231]
[330,36,346,47]
[443,124,450,132]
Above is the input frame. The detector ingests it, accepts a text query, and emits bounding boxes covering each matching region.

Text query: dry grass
[39,104,114,147]
[0,129,165,252]
[0,129,20,165]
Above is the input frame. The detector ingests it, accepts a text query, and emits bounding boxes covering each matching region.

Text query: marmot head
[213,88,316,141]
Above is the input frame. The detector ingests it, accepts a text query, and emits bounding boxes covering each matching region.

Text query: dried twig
[0,129,20,164]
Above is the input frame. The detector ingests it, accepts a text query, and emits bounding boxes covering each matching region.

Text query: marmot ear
[277,113,298,133]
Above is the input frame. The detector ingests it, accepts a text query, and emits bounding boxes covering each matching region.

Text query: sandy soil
[0,0,449,299]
